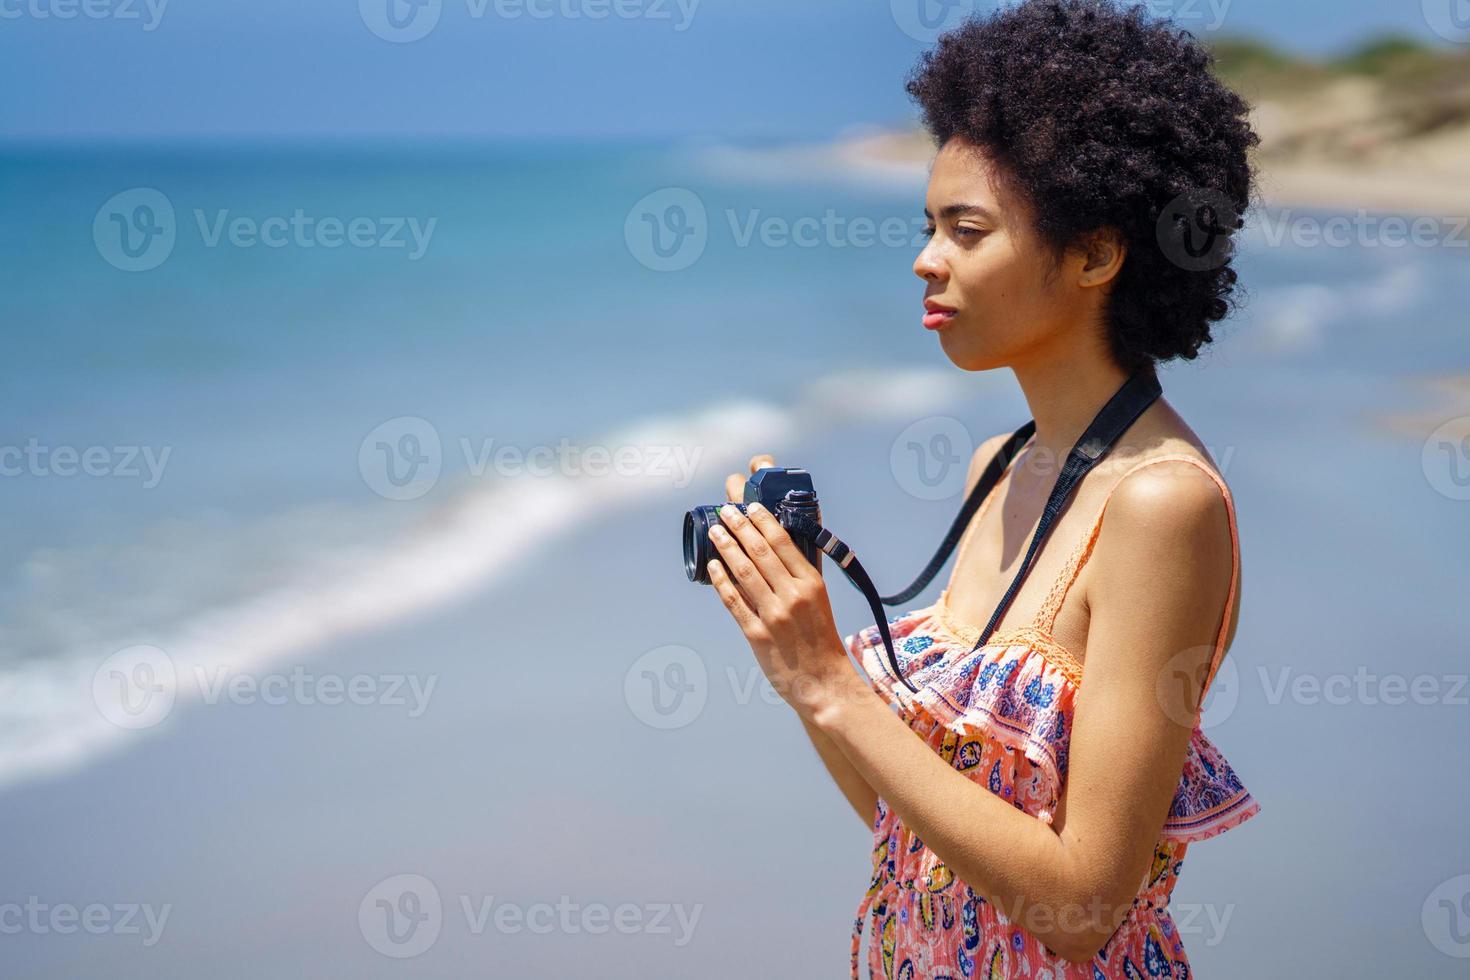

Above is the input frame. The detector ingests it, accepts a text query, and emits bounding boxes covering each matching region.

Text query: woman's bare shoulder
[962,430,1023,497]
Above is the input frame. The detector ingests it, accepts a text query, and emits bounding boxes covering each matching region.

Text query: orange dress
[843,452,1259,979]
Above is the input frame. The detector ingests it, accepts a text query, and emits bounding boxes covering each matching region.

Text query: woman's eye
[920,225,983,242]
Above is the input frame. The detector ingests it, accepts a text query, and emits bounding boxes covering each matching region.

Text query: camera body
[683,467,823,583]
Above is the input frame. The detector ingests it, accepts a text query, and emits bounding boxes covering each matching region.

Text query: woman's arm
[809,463,1236,962]
[727,438,1007,833]
[726,453,880,830]
[799,714,879,830]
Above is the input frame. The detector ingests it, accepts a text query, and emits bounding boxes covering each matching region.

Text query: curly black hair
[905,0,1257,371]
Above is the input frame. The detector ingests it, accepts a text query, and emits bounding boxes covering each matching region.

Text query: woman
[702,1,1260,976]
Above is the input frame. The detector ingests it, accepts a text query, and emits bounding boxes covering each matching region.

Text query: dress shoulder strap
[1033,453,1241,693]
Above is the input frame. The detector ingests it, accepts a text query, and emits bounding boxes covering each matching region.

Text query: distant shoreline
[819,123,1470,216]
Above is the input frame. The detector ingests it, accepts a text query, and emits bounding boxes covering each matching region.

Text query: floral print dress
[843,453,1259,979]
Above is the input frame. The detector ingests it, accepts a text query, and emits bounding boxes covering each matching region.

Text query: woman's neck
[1009,354,1144,472]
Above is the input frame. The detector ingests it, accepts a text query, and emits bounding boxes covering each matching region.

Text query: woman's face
[914,138,1098,372]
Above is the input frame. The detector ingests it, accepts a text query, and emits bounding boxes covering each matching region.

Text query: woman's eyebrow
[924,203,996,222]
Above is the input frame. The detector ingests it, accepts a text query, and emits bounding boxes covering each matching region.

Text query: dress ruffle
[844,603,1260,844]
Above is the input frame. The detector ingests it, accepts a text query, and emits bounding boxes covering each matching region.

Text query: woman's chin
[937,332,1002,372]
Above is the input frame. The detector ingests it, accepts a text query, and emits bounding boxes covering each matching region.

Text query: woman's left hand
[705,502,860,719]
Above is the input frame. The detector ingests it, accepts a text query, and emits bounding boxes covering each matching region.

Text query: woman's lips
[923,310,957,330]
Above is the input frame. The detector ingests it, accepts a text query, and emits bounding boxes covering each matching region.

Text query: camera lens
[683,504,736,583]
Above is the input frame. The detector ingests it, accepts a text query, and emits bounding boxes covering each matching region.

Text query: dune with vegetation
[830,36,1470,216]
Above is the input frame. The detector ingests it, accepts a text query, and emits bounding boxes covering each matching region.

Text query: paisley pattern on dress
[844,603,1258,978]
[842,453,1260,980]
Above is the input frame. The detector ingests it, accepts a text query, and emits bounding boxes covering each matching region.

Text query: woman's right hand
[721,454,776,610]
[725,453,776,504]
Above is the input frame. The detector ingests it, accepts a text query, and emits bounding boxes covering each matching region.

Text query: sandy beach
[3,349,1468,977]
[821,122,1470,216]
[820,55,1470,217]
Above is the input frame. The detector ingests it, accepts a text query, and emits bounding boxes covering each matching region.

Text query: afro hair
[905,0,1258,370]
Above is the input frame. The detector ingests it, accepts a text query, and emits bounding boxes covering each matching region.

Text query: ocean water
[0,141,1465,785]
[1,141,1468,976]
[0,141,941,779]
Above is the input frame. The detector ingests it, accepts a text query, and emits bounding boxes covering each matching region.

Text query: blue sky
[0,0,1452,142]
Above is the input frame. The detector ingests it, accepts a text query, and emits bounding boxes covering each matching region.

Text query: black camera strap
[791,367,1162,694]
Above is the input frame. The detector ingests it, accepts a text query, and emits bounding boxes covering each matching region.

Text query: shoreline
[814,124,1470,217]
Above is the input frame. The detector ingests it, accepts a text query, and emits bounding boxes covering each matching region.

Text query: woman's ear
[1077,228,1126,289]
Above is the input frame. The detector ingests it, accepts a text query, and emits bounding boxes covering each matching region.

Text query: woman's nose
[914,242,946,282]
